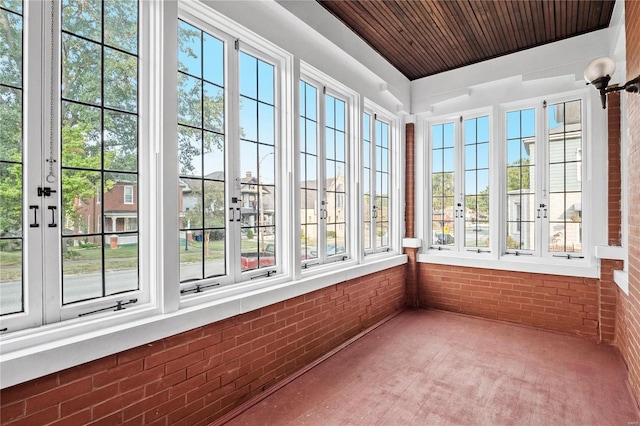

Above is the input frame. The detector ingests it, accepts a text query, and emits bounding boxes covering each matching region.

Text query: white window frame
[298,66,358,270]
[363,102,395,255]
[425,108,494,256]
[417,88,603,278]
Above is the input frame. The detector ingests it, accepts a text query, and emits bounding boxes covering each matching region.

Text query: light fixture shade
[584,57,616,83]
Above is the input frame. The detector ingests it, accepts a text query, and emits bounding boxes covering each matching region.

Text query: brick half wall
[0,266,405,426]
[419,264,600,338]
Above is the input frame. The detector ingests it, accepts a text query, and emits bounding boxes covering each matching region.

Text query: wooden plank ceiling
[317,0,616,81]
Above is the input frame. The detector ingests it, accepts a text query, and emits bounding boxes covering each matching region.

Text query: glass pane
[0,238,22,315]
[477,143,489,169]
[104,48,137,113]
[549,163,564,192]
[103,172,137,228]
[203,33,224,86]
[0,163,21,236]
[62,236,103,304]
[325,128,335,159]
[178,21,201,77]
[305,120,317,155]
[203,82,224,133]
[306,83,317,119]
[178,73,202,128]
[239,52,257,99]
[61,169,100,235]
[203,131,224,176]
[104,233,138,295]
[104,0,137,54]
[464,118,476,145]
[178,125,202,177]
[465,145,476,169]
[258,102,274,145]
[364,221,371,250]
[180,231,203,280]
[443,123,454,148]
[336,131,345,162]
[104,110,137,172]
[1,0,22,13]
[62,0,101,41]
[203,180,225,228]
[259,145,275,185]
[61,102,102,168]
[432,124,443,149]
[443,148,454,172]
[62,34,101,105]
[240,97,258,142]
[204,229,225,278]
[0,86,21,162]
[181,178,203,229]
[432,149,442,173]
[303,224,318,259]
[258,60,274,104]
[0,9,22,87]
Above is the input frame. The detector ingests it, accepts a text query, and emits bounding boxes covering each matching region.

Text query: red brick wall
[608,91,622,245]
[0,266,405,426]
[419,264,599,338]
[404,122,419,308]
[617,0,640,406]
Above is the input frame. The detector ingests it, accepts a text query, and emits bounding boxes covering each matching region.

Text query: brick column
[597,91,622,344]
[618,0,640,405]
[404,122,419,308]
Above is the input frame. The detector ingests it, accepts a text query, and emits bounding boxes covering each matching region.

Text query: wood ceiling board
[316,0,616,81]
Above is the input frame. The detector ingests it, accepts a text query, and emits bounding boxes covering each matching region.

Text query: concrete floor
[225,309,639,425]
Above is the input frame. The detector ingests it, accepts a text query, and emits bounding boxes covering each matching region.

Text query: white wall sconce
[584,56,640,109]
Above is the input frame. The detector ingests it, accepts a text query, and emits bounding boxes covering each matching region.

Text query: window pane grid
[375,119,389,249]
[300,81,318,260]
[178,20,226,281]
[60,0,139,305]
[363,113,371,250]
[0,1,24,315]
[548,100,582,253]
[325,95,346,257]
[431,122,454,246]
[506,109,535,251]
[240,52,275,271]
[463,116,490,248]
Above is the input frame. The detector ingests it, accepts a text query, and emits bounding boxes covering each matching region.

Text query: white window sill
[0,255,407,389]
[614,270,629,295]
[417,252,599,278]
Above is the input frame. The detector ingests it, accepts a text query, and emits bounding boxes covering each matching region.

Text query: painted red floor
[224,309,639,425]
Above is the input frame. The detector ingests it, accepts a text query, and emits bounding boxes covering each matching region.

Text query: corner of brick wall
[0,266,405,425]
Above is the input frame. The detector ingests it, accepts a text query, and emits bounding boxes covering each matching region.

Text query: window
[299,77,350,266]
[239,51,276,272]
[429,114,490,252]
[177,20,226,282]
[506,108,536,251]
[60,0,139,306]
[363,111,391,253]
[124,185,134,204]
[504,99,584,258]
[1,0,142,332]
[176,12,282,291]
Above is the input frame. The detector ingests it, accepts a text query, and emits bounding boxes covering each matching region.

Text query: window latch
[37,186,56,197]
